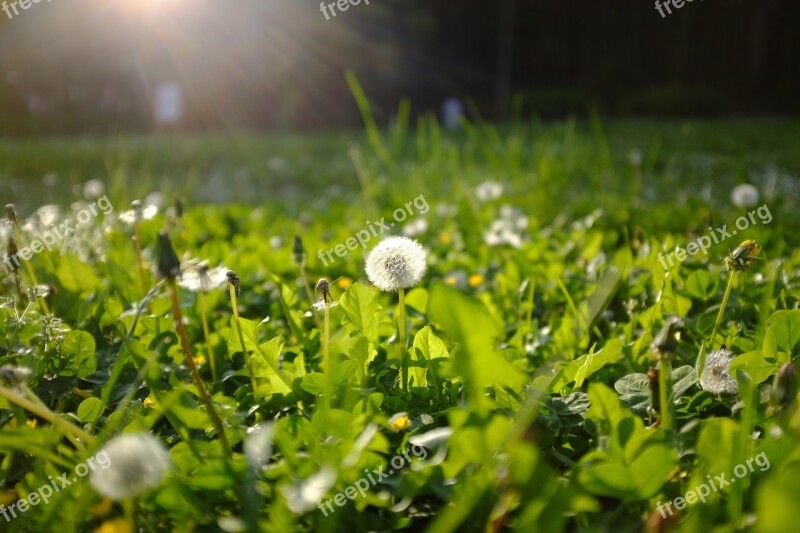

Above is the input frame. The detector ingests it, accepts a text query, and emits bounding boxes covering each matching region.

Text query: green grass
[0,117,799,532]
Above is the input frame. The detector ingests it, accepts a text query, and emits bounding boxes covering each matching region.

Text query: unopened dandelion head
[90,433,171,500]
[699,348,738,395]
[365,236,426,292]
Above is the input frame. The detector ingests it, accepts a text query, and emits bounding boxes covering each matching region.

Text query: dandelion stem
[300,265,322,330]
[123,498,136,532]
[228,282,259,396]
[198,291,218,382]
[10,222,49,315]
[323,300,332,409]
[702,270,737,378]
[398,287,409,390]
[167,279,231,456]
[0,384,94,447]
[133,222,149,298]
[658,358,673,434]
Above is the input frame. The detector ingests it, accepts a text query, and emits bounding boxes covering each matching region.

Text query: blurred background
[1,0,798,137]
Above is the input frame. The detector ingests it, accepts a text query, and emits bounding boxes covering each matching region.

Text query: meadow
[0,115,799,532]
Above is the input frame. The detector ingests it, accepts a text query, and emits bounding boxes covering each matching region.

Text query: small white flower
[90,433,171,500]
[365,236,427,292]
[475,181,503,202]
[483,219,523,249]
[281,467,337,514]
[83,179,105,200]
[244,424,275,470]
[731,184,759,208]
[402,218,428,237]
[699,349,738,395]
[178,262,228,292]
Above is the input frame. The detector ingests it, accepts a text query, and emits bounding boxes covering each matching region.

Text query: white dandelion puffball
[731,184,759,208]
[475,180,503,202]
[90,433,171,500]
[365,236,427,292]
[699,349,739,395]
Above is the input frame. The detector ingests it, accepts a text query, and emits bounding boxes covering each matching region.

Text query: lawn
[0,117,799,532]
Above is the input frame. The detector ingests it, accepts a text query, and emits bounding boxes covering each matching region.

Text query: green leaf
[685,270,719,301]
[251,336,294,395]
[56,254,101,294]
[59,330,97,378]
[338,283,382,341]
[551,339,623,391]
[765,310,800,360]
[730,351,779,385]
[410,325,449,387]
[76,397,104,423]
[228,317,260,355]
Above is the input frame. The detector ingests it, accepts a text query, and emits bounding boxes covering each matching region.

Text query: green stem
[323,301,332,409]
[658,357,673,434]
[123,498,136,531]
[198,291,218,382]
[300,265,322,330]
[229,284,258,396]
[168,279,231,457]
[133,222,149,299]
[399,287,408,390]
[701,270,737,378]
[0,385,94,447]
[11,222,49,315]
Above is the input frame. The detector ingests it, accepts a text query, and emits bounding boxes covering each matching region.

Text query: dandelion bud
[315,278,330,303]
[651,315,683,361]
[90,433,171,500]
[226,270,241,295]
[131,200,143,224]
[155,232,181,280]
[4,204,17,226]
[292,235,306,268]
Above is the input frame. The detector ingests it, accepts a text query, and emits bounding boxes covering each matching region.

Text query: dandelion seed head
[475,181,503,202]
[90,433,171,500]
[699,349,739,395]
[731,184,759,208]
[365,236,426,292]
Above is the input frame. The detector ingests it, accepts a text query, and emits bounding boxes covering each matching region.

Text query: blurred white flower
[699,349,738,395]
[365,236,427,292]
[281,467,337,514]
[22,205,60,233]
[119,203,157,225]
[475,181,503,202]
[731,184,759,208]
[83,179,105,200]
[178,262,228,292]
[90,433,171,500]
[483,219,523,249]
[244,424,275,470]
[402,218,428,237]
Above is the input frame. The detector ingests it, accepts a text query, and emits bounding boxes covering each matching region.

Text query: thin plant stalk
[700,270,737,378]
[398,287,409,390]
[228,282,258,395]
[198,291,218,382]
[300,264,322,330]
[167,279,231,456]
[10,222,49,315]
[133,222,149,298]
[323,300,332,409]
[658,358,673,434]
[0,385,94,447]
[124,498,136,532]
